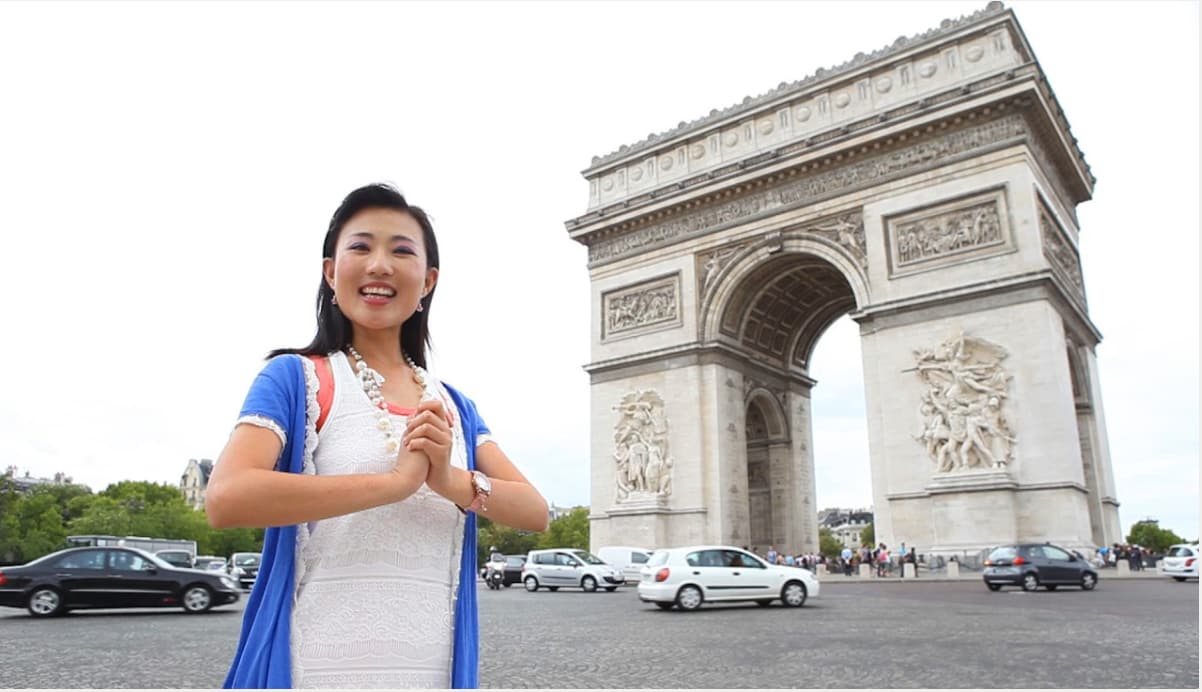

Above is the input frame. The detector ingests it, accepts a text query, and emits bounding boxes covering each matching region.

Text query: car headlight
[221,577,237,589]
[232,567,244,576]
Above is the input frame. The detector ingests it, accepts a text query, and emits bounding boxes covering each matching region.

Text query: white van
[597,546,653,583]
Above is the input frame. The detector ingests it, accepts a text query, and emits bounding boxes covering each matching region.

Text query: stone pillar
[947,561,961,579]
[789,389,818,554]
[859,563,872,579]
[1116,560,1130,576]
[904,563,917,578]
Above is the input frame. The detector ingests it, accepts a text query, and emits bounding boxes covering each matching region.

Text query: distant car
[227,552,262,591]
[597,546,653,583]
[982,543,1098,592]
[522,549,624,592]
[1162,544,1199,582]
[0,546,240,617]
[193,556,227,572]
[497,555,526,587]
[155,550,195,569]
[636,545,820,611]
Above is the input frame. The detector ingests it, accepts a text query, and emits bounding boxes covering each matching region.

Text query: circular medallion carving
[723,131,739,147]
[965,45,985,62]
[602,177,614,191]
[690,143,706,160]
[795,106,811,122]
[659,155,674,171]
[834,92,851,108]
[876,76,893,93]
[630,167,643,182]
[757,119,774,135]
[918,61,937,78]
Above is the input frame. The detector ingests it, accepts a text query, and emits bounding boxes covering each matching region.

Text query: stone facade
[180,458,213,511]
[568,3,1120,558]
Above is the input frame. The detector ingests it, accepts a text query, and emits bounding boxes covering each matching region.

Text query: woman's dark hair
[268,183,440,368]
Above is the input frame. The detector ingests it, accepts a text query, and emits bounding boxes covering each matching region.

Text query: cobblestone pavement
[1,577,1195,688]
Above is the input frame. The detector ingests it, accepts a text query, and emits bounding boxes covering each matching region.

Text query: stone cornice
[585,2,1015,172]
[585,340,818,389]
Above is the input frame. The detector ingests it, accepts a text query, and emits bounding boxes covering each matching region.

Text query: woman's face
[323,207,437,334]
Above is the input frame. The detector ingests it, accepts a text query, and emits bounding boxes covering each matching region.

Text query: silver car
[521,549,624,593]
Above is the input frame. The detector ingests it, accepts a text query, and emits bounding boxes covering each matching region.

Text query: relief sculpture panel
[1039,202,1085,299]
[912,330,1017,473]
[886,187,1013,277]
[613,390,674,503]
[602,274,681,341]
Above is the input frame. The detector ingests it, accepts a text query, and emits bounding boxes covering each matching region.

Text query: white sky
[0,1,1197,541]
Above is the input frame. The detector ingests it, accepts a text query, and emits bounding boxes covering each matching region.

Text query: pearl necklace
[347,345,430,454]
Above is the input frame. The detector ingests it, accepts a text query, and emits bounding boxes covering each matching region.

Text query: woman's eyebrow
[346,232,416,243]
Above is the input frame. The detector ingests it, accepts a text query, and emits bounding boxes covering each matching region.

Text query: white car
[1162,544,1199,581]
[637,545,820,611]
[521,548,625,592]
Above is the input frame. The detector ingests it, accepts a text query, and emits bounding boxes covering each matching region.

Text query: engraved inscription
[603,274,680,339]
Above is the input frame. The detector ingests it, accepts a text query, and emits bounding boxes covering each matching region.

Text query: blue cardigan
[222,354,483,689]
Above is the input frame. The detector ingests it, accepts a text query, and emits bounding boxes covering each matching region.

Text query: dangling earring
[415,302,423,313]
[331,294,338,306]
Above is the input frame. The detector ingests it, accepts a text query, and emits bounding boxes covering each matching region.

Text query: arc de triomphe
[566,2,1121,557]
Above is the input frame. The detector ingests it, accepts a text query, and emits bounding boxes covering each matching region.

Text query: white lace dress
[288,352,470,689]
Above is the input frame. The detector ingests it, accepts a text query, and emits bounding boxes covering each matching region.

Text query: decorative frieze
[1039,201,1085,299]
[612,390,674,503]
[602,274,681,341]
[885,187,1013,277]
[696,241,751,296]
[803,212,867,269]
[912,330,1016,473]
[589,113,1030,266]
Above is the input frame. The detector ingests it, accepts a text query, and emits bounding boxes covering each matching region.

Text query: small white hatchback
[637,545,820,611]
[1162,544,1199,581]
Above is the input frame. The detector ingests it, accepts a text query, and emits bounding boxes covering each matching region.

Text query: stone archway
[570,4,1121,558]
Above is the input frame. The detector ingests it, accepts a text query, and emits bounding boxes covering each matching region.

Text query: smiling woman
[202,183,548,689]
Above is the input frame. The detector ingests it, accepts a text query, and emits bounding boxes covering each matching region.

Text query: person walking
[206,183,549,689]
[841,546,853,577]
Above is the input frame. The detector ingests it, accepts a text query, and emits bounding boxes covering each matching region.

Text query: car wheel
[27,587,64,618]
[987,583,1002,591]
[756,599,773,607]
[524,576,539,592]
[503,582,512,588]
[781,581,807,607]
[604,587,618,592]
[1021,573,1040,592]
[581,576,598,592]
[675,584,703,611]
[655,602,674,610]
[1173,577,1186,582]
[181,585,213,614]
[1081,573,1097,590]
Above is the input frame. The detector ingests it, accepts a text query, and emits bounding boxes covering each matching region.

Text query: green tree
[818,527,843,559]
[476,516,540,564]
[1127,520,1184,554]
[860,522,875,547]
[536,507,590,550]
[1,491,68,563]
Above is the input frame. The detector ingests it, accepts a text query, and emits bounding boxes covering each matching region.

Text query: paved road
[2,577,1196,688]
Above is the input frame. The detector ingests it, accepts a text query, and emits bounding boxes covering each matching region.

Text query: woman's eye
[348,242,369,251]
[393,246,417,256]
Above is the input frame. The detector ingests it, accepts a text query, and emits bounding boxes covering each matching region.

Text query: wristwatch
[465,470,492,513]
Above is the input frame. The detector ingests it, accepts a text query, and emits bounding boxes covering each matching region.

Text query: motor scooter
[484,558,505,590]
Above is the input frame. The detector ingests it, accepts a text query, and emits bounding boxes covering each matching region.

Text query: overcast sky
[0,1,1196,542]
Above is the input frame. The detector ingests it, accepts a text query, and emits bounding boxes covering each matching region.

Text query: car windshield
[505,557,525,567]
[1168,546,1196,557]
[569,550,606,565]
[233,554,261,567]
[647,550,669,566]
[987,546,1018,560]
[131,549,173,569]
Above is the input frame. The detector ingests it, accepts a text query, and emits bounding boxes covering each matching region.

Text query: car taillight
[654,568,670,582]
[1187,558,1196,567]
[1012,556,1026,565]
[0,570,6,586]
[983,560,992,566]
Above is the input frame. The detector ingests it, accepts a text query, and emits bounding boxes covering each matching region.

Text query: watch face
[475,472,492,495]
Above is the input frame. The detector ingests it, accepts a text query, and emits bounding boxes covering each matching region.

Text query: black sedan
[982,543,1098,592]
[0,546,241,617]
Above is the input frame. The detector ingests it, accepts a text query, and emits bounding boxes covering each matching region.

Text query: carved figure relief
[807,212,867,269]
[612,390,674,502]
[696,242,749,295]
[886,188,1013,276]
[912,330,1017,472]
[602,274,680,340]
[1039,205,1085,297]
